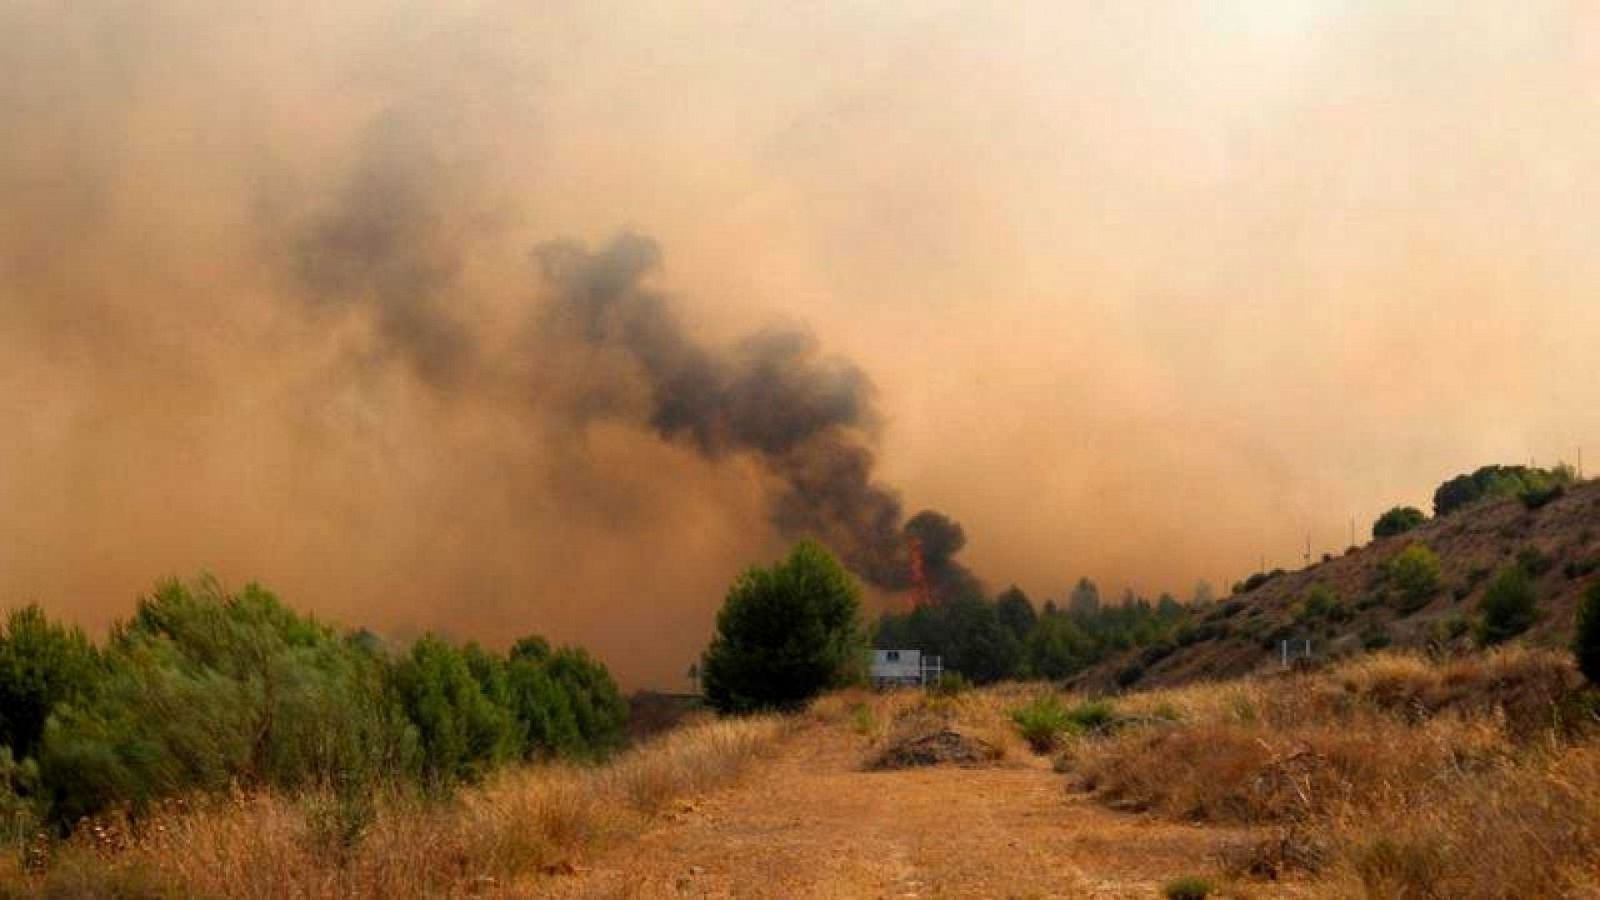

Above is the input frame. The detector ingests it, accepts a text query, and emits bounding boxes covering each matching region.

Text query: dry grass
[11,716,786,898]
[1057,648,1600,897]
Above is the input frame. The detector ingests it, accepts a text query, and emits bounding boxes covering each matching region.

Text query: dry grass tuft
[18,716,786,898]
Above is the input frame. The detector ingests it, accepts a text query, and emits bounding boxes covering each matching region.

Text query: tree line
[0,577,626,833]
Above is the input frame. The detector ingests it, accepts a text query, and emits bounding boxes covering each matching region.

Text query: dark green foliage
[994,586,1037,641]
[39,578,419,823]
[1115,662,1145,688]
[0,606,101,761]
[543,647,628,756]
[4,578,626,829]
[1362,626,1392,651]
[1385,544,1441,613]
[1575,581,1600,685]
[1372,506,1426,539]
[1296,584,1343,624]
[1433,464,1576,517]
[390,636,518,784]
[701,541,867,713]
[1021,613,1093,680]
[1068,577,1101,616]
[1520,484,1565,510]
[1476,566,1538,646]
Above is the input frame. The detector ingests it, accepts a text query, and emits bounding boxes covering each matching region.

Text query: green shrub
[1434,464,1576,516]
[927,672,970,697]
[1573,581,1600,685]
[1065,699,1117,733]
[1011,694,1073,752]
[1386,544,1441,612]
[1115,662,1146,688]
[0,605,102,761]
[1164,875,1213,899]
[1520,483,1565,510]
[1476,566,1539,646]
[1372,506,1426,539]
[702,540,867,713]
[1011,695,1116,750]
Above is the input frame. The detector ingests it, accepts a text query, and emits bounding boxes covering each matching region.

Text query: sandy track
[536,721,1268,898]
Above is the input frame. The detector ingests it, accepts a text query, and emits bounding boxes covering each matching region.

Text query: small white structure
[871,649,943,688]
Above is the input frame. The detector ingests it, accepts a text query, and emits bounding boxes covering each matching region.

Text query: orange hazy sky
[3,2,1598,686]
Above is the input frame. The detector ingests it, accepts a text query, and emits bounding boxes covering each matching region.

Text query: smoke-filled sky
[4,2,1598,687]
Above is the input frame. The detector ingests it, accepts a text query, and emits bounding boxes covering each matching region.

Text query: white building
[871,649,942,687]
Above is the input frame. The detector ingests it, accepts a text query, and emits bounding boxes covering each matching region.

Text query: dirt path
[538,721,1270,898]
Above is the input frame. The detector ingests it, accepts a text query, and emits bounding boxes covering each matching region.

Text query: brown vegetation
[1066,647,1600,897]
[4,717,785,897]
[1074,480,1600,691]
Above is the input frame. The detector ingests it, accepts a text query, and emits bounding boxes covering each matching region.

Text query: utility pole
[1304,534,1311,568]
[1349,517,1356,550]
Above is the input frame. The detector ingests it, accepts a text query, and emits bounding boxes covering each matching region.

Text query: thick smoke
[289,129,927,591]
[533,234,913,588]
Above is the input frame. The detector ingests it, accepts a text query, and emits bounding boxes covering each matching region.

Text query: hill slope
[1071,478,1600,691]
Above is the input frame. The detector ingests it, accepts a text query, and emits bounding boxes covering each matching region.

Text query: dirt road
[540,718,1270,898]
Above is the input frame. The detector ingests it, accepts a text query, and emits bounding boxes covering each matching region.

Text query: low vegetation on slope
[1044,648,1600,897]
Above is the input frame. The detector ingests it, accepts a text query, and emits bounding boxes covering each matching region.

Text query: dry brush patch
[1061,649,1600,897]
[10,716,787,898]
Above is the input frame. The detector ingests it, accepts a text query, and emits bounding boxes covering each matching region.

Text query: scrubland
[6,647,1598,898]
[2,717,785,898]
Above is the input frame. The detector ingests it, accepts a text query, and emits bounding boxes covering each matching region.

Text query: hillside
[1070,478,1600,692]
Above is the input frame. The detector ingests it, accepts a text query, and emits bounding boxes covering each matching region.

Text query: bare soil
[535,717,1285,898]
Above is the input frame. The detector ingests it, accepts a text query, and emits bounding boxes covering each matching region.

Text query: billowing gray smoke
[288,127,926,590]
[534,234,913,588]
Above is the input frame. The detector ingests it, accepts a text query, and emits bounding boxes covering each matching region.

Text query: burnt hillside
[1070,478,1600,692]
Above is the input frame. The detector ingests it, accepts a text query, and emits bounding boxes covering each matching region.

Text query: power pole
[1304,534,1311,568]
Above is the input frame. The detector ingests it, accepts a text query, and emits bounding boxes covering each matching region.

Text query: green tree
[1574,581,1600,685]
[1372,506,1426,539]
[388,635,518,784]
[1023,613,1092,680]
[701,541,866,713]
[544,647,628,756]
[1476,566,1538,646]
[0,605,101,761]
[38,578,417,824]
[1068,577,1101,616]
[994,586,1037,640]
[1386,544,1441,612]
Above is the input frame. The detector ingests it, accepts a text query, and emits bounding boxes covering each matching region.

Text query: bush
[1065,699,1117,733]
[1116,663,1146,688]
[0,605,101,761]
[21,578,627,828]
[1476,566,1538,647]
[926,672,970,697]
[1434,464,1576,517]
[1574,581,1600,685]
[1372,506,1426,539]
[701,541,867,713]
[1520,483,1565,510]
[1385,544,1441,612]
[1164,876,1213,900]
[1011,694,1073,752]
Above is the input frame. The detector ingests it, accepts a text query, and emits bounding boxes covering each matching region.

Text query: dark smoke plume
[533,233,915,588]
[290,127,937,590]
